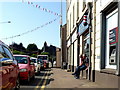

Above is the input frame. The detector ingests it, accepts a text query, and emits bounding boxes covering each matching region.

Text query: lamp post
[0,21,11,24]
[60,0,63,69]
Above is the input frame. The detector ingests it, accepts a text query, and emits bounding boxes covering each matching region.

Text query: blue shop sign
[78,21,88,35]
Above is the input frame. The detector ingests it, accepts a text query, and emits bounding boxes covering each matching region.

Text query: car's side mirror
[37,62,40,64]
[30,61,34,65]
[1,58,13,66]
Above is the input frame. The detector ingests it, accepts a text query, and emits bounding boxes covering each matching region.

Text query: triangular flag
[28,1,30,4]
[36,5,38,7]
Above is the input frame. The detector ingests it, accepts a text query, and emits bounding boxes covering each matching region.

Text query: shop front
[96,2,120,87]
[77,12,91,79]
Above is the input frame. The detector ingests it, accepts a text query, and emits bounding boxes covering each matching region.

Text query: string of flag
[1,16,60,40]
[21,0,61,16]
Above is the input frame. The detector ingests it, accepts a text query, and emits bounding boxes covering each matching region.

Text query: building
[95,0,120,88]
[66,0,120,88]
[56,48,61,68]
[66,0,93,79]
[60,24,67,69]
[66,0,78,72]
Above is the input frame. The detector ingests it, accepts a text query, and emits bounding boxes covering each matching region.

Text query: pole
[60,0,63,69]
[116,1,120,76]
[88,2,92,81]
[0,21,11,24]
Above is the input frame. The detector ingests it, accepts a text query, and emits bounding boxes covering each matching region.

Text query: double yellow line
[34,70,49,90]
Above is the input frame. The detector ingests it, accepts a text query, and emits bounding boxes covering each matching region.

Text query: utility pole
[60,0,63,69]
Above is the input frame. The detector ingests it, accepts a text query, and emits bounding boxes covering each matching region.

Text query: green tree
[13,50,25,55]
[40,52,49,55]
[27,43,38,51]
[31,54,37,57]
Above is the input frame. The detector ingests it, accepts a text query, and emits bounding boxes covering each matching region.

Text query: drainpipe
[116,1,120,76]
[92,0,96,82]
[77,23,80,67]
[88,2,92,81]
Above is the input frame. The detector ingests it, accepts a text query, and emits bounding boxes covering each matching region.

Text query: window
[31,59,37,63]
[83,33,90,58]
[38,56,48,61]
[70,14,71,33]
[14,56,28,64]
[0,45,4,59]
[2,46,13,60]
[77,0,79,19]
[73,5,74,27]
[105,9,118,69]
[83,0,86,11]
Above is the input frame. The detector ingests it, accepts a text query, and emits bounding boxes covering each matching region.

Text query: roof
[37,55,48,56]
[30,57,37,59]
[13,54,30,57]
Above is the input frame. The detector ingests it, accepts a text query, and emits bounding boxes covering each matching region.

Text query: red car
[0,41,20,89]
[14,55,35,82]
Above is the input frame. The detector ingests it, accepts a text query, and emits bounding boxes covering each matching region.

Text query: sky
[0,0,66,49]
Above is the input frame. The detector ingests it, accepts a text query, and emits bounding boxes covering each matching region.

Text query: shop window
[83,32,90,58]
[77,0,79,19]
[82,0,86,11]
[100,2,118,70]
[106,9,118,69]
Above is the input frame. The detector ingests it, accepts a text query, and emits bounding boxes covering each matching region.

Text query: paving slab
[46,68,106,89]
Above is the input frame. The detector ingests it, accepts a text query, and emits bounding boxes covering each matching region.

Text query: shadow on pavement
[20,68,54,87]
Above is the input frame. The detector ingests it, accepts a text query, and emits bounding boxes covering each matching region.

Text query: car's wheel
[38,68,40,74]
[32,72,35,80]
[15,77,20,89]
[27,74,30,82]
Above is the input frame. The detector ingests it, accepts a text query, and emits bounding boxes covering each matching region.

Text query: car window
[14,56,28,64]
[38,56,47,60]
[31,59,37,63]
[2,46,13,60]
[0,45,4,59]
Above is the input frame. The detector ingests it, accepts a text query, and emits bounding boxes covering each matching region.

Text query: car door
[28,57,34,77]
[0,45,10,88]
[2,46,17,88]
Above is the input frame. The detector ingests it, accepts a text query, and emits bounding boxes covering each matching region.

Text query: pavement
[46,68,106,89]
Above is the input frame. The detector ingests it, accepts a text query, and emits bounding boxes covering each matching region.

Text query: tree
[31,54,37,58]
[40,52,49,56]
[13,50,25,55]
[9,42,26,54]
[27,43,38,52]
[19,43,26,51]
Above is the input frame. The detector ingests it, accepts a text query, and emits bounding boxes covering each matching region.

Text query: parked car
[0,40,20,89]
[30,57,41,75]
[38,59,44,70]
[13,55,35,82]
[37,55,49,69]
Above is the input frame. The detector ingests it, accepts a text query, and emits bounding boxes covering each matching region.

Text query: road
[20,68,52,89]
[20,68,103,89]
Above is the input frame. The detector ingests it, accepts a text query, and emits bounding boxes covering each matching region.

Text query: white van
[37,55,49,69]
[30,57,41,74]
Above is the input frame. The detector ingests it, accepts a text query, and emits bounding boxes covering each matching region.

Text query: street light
[0,21,11,24]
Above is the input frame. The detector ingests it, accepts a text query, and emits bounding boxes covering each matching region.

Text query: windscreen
[14,56,28,64]
[38,56,47,61]
[31,59,37,63]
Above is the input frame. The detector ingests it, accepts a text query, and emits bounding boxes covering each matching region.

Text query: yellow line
[41,70,49,89]
[41,74,48,88]
[34,71,47,90]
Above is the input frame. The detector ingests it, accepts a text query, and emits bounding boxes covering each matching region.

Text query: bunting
[25,0,61,16]
[1,16,60,40]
